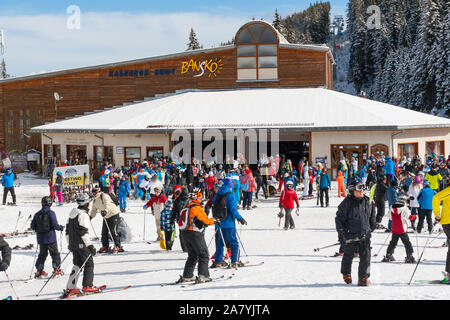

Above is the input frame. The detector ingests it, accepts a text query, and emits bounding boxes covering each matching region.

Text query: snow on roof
[30,88,450,133]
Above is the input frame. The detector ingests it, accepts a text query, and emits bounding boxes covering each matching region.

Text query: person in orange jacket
[177,190,217,284]
[336,171,347,198]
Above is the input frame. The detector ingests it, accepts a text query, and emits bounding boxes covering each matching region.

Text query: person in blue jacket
[417,180,436,234]
[118,175,131,213]
[30,196,65,278]
[231,171,241,208]
[384,156,397,187]
[1,168,16,206]
[211,178,247,268]
[317,167,331,207]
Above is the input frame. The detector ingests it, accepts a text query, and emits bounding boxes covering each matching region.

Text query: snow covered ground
[0,173,449,300]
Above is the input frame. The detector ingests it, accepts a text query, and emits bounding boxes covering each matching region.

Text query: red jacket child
[279,182,300,209]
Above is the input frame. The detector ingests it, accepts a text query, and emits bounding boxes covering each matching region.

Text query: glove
[58,225,65,231]
[277,211,284,218]
[0,262,8,272]
[238,217,247,225]
[214,219,221,227]
[151,209,155,216]
[101,210,107,217]
[88,245,96,257]
[279,203,283,209]
[409,196,415,201]
[193,217,206,229]
[296,207,300,216]
[337,230,346,244]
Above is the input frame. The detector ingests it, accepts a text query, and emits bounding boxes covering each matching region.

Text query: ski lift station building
[0,20,446,177]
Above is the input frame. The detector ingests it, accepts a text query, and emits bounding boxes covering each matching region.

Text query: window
[5,108,44,152]
[235,22,279,81]
[67,145,87,165]
[426,141,444,156]
[125,147,141,166]
[147,147,164,160]
[94,146,114,169]
[44,144,61,162]
[398,143,418,159]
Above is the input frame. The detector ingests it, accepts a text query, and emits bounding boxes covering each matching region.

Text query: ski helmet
[57,171,62,176]
[286,180,294,187]
[423,179,431,187]
[41,196,53,207]
[76,193,91,206]
[348,176,364,192]
[396,192,408,205]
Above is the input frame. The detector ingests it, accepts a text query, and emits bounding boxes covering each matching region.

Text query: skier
[240,169,256,210]
[30,196,65,278]
[417,180,436,234]
[177,191,216,284]
[336,171,346,198]
[374,175,388,228]
[318,167,331,207]
[279,180,299,230]
[118,175,131,213]
[384,156,397,187]
[381,192,417,263]
[433,186,450,283]
[143,186,167,241]
[90,186,123,253]
[335,176,376,286]
[1,168,16,206]
[0,236,11,273]
[425,164,443,193]
[408,176,422,230]
[63,193,99,298]
[160,199,174,250]
[385,178,399,232]
[254,167,268,200]
[211,178,247,268]
[171,186,190,252]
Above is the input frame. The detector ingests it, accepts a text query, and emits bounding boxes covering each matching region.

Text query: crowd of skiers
[0,152,449,296]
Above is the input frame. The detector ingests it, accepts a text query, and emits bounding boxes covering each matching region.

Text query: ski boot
[196,275,212,283]
[441,271,450,284]
[98,246,111,253]
[405,256,416,264]
[210,261,229,268]
[357,278,371,286]
[175,275,196,284]
[381,254,395,262]
[231,261,245,268]
[53,269,64,277]
[35,270,48,279]
[289,226,295,229]
[61,288,81,299]
[332,252,344,257]
[83,286,102,294]
[112,246,124,253]
[384,228,391,233]
[343,274,352,284]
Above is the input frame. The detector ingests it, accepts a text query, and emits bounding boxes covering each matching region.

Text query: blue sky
[0,1,349,77]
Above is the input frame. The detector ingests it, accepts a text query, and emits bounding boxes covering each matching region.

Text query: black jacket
[170,188,190,224]
[374,180,388,202]
[0,237,11,266]
[335,194,376,240]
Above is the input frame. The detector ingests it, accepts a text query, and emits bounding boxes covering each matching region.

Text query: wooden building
[0,20,334,163]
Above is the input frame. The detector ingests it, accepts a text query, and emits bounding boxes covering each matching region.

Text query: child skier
[336,171,347,198]
[382,192,417,263]
[160,199,174,250]
[63,193,99,298]
[118,175,131,213]
[279,180,299,230]
[144,186,167,241]
[54,171,64,206]
[408,176,423,230]
[30,196,65,278]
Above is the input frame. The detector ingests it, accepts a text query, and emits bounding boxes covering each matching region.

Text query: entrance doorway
[330,144,368,179]
[66,145,87,165]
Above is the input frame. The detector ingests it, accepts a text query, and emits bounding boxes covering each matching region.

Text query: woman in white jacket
[408,176,423,230]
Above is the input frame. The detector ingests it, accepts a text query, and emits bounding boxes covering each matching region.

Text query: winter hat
[245,169,252,175]
[413,176,421,183]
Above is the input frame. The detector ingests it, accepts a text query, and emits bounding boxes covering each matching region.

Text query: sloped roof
[30,88,450,133]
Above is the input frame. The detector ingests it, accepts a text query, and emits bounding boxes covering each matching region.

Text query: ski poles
[143,208,147,241]
[313,242,340,252]
[36,251,71,297]
[373,232,392,257]
[19,214,32,233]
[89,219,99,241]
[408,226,442,285]
[29,243,39,280]
[3,271,19,300]
[14,211,21,233]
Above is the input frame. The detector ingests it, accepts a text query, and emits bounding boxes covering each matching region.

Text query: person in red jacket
[205,172,217,199]
[382,192,416,263]
[279,180,299,230]
[143,187,168,240]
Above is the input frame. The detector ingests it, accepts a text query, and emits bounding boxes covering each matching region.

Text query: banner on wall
[53,165,90,186]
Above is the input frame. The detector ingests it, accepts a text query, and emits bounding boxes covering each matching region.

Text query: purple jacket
[30,206,63,244]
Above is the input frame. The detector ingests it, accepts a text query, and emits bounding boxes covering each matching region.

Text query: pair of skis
[59,285,131,299]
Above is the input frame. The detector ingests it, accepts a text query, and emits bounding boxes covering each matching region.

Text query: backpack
[241,177,250,192]
[35,212,51,233]
[178,204,199,231]
[212,193,230,220]
[102,193,119,207]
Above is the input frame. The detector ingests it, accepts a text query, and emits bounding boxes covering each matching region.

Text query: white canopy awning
[31,88,450,133]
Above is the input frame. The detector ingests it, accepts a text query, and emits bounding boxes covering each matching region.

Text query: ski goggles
[354,183,365,191]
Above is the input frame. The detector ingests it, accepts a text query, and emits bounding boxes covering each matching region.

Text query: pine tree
[186,28,203,51]
[0,58,9,79]
[273,9,282,32]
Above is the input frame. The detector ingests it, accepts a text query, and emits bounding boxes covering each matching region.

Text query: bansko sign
[181,58,223,78]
